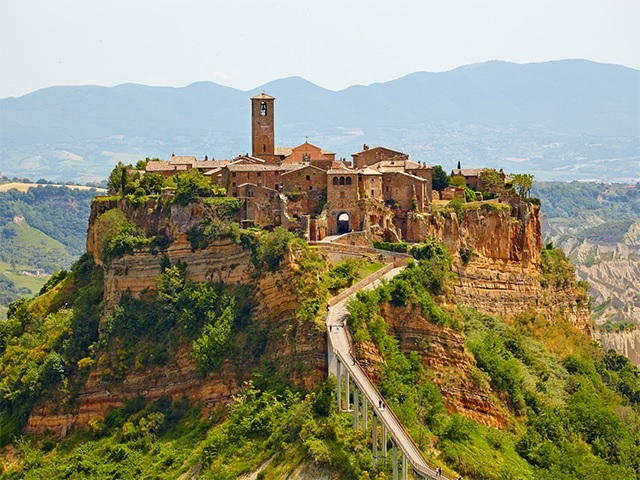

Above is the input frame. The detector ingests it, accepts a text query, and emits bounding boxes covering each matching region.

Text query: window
[371,190,374,196]
[386,186,389,193]
[257,172,261,177]
[339,177,345,185]
[232,182,236,187]
[340,191,345,198]
[232,172,236,177]
[260,101,267,116]
[306,175,310,181]
[333,177,339,186]
[309,186,313,190]
[345,177,352,185]
[232,192,237,197]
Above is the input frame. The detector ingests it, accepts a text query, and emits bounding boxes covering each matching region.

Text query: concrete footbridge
[326,263,455,480]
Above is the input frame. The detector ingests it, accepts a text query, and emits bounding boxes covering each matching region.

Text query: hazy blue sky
[1,0,638,99]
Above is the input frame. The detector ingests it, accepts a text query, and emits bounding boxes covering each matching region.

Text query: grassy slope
[0,221,74,271]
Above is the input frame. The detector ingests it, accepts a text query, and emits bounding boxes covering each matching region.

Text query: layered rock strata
[25,198,327,436]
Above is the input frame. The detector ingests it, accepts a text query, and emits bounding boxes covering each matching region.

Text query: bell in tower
[251,93,276,163]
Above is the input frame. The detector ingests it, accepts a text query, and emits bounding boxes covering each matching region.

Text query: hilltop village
[143,94,440,241]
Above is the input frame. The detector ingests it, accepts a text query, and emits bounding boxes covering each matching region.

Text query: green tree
[479,169,505,199]
[139,172,165,195]
[432,165,450,191]
[511,173,534,198]
[174,169,216,205]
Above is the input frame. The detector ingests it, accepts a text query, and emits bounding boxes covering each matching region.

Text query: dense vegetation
[344,238,640,479]
[2,180,639,478]
[0,186,97,256]
[533,182,640,237]
[0,186,97,309]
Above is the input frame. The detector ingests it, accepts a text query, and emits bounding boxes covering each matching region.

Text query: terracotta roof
[405,160,432,170]
[352,145,407,156]
[327,168,357,175]
[274,147,293,156]
[358,167,382,176]
[451,168,483,176]
[372,162,406,173]
[203,168,223,176]
[170,155,197,165]
[252,93,275,100]
[193,160,232,169]
[281,164,326,176]
[230,155,266,164]
[381,170,427,182]
[146,161,176,172]
[225,163,300,172]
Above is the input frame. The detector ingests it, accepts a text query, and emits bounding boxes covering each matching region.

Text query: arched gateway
[337,212,350,234]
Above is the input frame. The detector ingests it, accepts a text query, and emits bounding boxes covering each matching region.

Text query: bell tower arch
[251,93,276,162]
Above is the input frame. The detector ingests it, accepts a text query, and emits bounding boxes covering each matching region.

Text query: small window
[333,177,339,186]
[309,186,313,190]
[257,172,261,177]
[346,177,352,185]
[306,175,310,181]
[340,191,345,198]
[232,172,236,177]
[339,177,345,185]
[371,190,374,196]
[260,101,267,116]
[232,192,237,197]
[232,182,236,187]
[386,186,389,193]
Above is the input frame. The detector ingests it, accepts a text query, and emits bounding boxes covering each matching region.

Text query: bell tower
[251,93,276,162]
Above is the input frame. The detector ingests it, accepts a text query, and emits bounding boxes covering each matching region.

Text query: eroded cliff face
[547,221,640,362]
[25,199,327,436]
[408,202,592,336]
[357,303,509,428]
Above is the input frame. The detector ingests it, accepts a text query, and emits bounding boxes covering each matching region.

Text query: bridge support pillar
[363,397,368,430]
[392,441,398,480]
[382,423,387,458]
[345,371,351,411]
[336,360,342,411]
[372,413,378,468]
[353,386,359,429]
[402,453,407,480]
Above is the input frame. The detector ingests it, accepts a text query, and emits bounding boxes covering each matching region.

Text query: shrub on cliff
[173,169,226,205]
[253,227,296,272]
[0,253,103,445]
[540,242,576,289]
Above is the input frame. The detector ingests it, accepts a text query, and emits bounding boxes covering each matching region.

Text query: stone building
[450,168,506,191]
[352,145,409,168]
[327,168,360,234]
[145,93,436,241]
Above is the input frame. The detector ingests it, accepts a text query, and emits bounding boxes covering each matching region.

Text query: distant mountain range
[1,60,638,183]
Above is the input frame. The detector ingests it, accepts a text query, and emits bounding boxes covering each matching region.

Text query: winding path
[326,265,454,480]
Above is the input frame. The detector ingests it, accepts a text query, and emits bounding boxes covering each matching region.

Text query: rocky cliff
[410,201,592,336]
[380,303,509,428]
[548,221,640,363]
[25,198,327,436]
